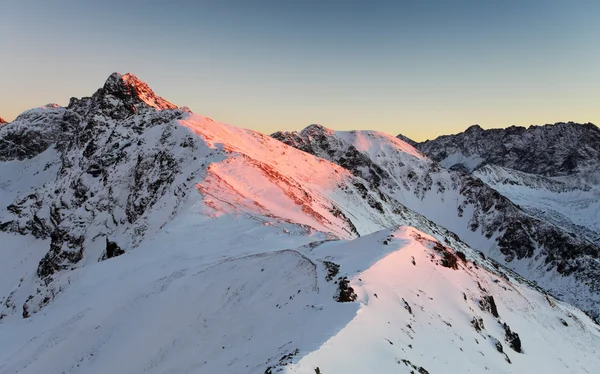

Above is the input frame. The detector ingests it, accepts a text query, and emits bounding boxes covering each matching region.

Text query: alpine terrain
[0,73,598,374]
[272,125,600,319]
[415,124,600,246]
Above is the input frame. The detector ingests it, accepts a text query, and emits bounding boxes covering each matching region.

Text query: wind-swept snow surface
[1,225,599,374]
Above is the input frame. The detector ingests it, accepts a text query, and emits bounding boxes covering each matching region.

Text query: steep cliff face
[273,125,600,319]
[471,164,600,246]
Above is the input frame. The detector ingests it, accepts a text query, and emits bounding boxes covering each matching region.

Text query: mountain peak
[465,124,483,133]
[101,72,178,111]
[299,123,335,137]
[0,116,7,125]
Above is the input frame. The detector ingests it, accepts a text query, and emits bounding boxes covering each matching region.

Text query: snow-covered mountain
[272,125,600,319]
[1,73,599,373]
[412,123,600,246]
[1,73,415,321]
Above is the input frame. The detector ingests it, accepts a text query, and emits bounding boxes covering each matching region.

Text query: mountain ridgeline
[1,73,599,373]
[416,122,600,178]
[272,124,600,319]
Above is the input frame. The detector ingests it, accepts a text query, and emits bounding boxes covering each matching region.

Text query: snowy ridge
[273,125,600,319]
[286,227,600,374]
[1,224,598,374]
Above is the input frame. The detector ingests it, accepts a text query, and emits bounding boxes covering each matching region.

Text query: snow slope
[1,223,598,374]
[272,125,600,319]
[286,227,600,374]
[473,164,600,246]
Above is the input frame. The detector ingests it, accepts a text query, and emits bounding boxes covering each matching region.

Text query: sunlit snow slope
[272,125,600,319]
[1,224,598,374]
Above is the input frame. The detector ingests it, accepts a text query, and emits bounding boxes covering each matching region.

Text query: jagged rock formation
[0,73,194,316]
[416,122,600,178]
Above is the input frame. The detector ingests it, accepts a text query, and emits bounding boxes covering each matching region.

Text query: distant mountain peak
[299,123,335,137]
[63,72,180,121]
[465,124,483,133]
[417,121,600,177]
[0,116,7,125]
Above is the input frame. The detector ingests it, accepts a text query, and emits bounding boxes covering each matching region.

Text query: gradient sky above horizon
[1,0,599,141]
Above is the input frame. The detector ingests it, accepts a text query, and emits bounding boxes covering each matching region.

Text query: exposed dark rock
[471,316,485,332]
[398,358,429,374]
[417,122,600,177]
[503,323,522,353]
[323,261,340,282]
[480,295,499,318]
[402,298,413,315]
[396,133,417,147]
[104,238,125,259]
[433,242,459,270]
[336,277,357,302]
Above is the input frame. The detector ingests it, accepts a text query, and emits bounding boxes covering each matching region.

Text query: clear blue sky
[1,0,599,140]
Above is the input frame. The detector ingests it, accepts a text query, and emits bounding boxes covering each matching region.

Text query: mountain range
[0,73,598,374]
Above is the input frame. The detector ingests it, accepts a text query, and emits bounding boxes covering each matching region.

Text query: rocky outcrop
[0,73,203,318]
[416,122,600,177]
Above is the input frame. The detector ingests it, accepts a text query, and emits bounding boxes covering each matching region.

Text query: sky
[1,0,599,141]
